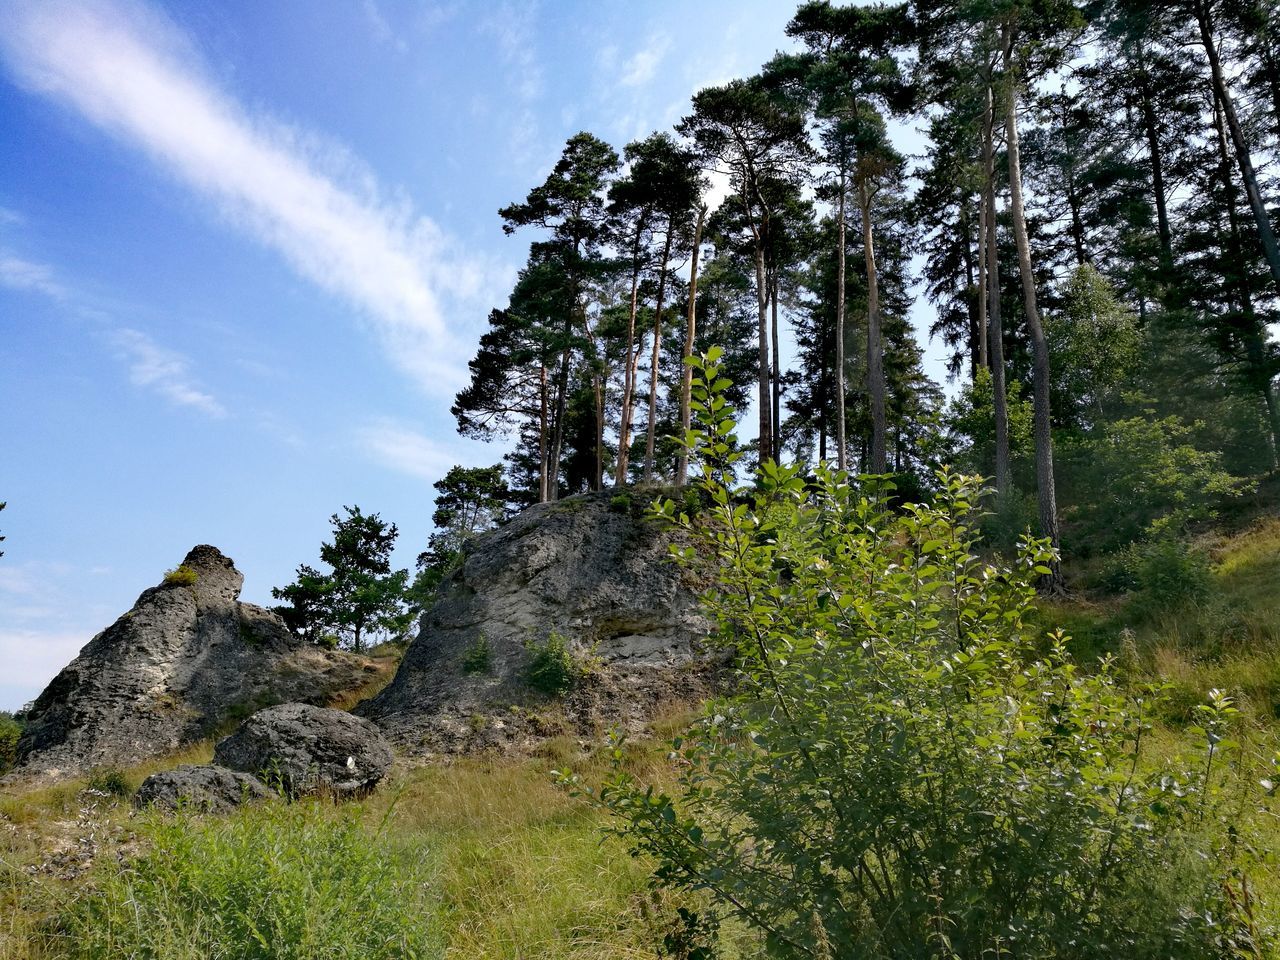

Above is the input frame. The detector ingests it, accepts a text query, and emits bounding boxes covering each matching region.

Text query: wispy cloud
[0,252,67,299]
[359,420,469,482]
[620,35,670,88]
[113,328,226,418]
[360,0,406,53]
[0,0,484,392]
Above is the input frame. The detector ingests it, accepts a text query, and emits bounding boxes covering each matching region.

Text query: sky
[0,0,947,711]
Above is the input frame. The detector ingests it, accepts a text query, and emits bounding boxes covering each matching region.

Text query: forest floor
[1,518,1278,958]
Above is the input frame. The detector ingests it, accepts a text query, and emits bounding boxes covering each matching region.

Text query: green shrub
[1107,537,1212,617]
[526,632,578,697]
[58,801,438,959]
[609,493,632,513]
[0,711,21,772]
[85,768,131,798]
[163,564,199,586]
[462,634,492,674]
[573,351,1256,960]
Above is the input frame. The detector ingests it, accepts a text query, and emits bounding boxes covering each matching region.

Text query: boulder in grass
[133,764,273,814]
[213,703,393,797]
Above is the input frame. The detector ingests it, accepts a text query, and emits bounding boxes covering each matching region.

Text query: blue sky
[0,0,944,710]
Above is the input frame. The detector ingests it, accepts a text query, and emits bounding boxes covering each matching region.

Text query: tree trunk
[960,198,979,376]
[549,333,569,501]
[983,80,1011,500]
[675,206,706,487]
[1212,96,1280,460]
[1136,44,1174,269]
[615,236,645,485]
[860,181,887,474]
[1196,0,1280,292]
[644,226,674,483]
[770,268,782,461]
[538,364,549,502]
[1003,39,1063,591]
[977,182,989,371]
[835,168,849,470]
[755,242,772,465]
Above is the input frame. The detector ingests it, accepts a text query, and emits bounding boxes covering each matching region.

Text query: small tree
[409,464,511,612]
[572,352,1253,959]
[273,506,409,653]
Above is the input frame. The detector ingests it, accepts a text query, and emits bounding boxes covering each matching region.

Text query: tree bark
[860,181,887,474]
[983,79,1011,500]
[644,226,674,483]
[538,364,549,502]
[1135,44,1174,268]
[977,181,989,371]
[675,206,706,487]
[1003,36,1063,591]
[835,168,849,470]
[1196,0,1280,292]
[770,268,782,461]
[615,232,645,485]
[755,242,772,464]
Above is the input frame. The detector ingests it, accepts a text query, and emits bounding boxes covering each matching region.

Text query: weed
[162,564,198,586]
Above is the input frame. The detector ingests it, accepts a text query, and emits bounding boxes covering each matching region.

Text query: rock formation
[359,491,717,752]
[8,545,378,782]
[134,764,273,814]
[213,703,393,797]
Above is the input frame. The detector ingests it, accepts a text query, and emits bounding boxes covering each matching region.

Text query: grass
[0,725,749,960]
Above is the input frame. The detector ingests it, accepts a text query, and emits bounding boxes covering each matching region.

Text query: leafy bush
[526,632,578,697]
[163,564,198,586]
[571,352,1257,960]
[462,634,492,674]
[1107,537,1212,613]
[85,768,131,798]
[0,710,21,772]
[59,802,437,959]
[1060,410,1241,552]
[609,492,632,513]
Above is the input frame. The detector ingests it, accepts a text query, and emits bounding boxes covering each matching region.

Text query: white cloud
[0,0,481,392]
[113,327,227,417]
[0,252,67,299]
[359,420,461,481]
[620,35,670,88]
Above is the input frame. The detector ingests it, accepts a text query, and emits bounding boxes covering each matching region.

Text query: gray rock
[359,490,717,753]
[8,545,379,783]
[133,764,273,814]
[213,703,393,797]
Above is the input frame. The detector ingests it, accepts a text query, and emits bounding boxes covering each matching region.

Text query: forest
[444,0,1278,591]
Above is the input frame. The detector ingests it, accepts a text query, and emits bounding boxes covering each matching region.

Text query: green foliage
[273,506,410,652]
[85,768,131,798]
[946,367,1034,480]
[58,802,438,959]
[462,634,492,675]
[525,632,579,697]
[1107,537,1213,613]
[572,355,1259,959]
[609,492,632,513]
[1060,409,1242,551]
[162,564,198,586]
[1049,264,1140,427]
[0,710,21,773]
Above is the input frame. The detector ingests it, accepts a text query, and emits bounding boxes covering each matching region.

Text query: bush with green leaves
[525,632,578,697]
[462,634,492,674]
[59,801,437,959]
[1106,536,1212,611]
[570,350,1260,959]
[0,710,21,772]
[163,564,198,586]
[1059,409,1241,552]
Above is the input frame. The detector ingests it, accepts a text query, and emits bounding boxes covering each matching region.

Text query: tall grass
[54,801,439,960]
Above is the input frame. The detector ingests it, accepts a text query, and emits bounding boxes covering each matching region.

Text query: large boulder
[133,764,273,814]
[213,703,393,797]
[359,491,717,753]
[7,545,379,782]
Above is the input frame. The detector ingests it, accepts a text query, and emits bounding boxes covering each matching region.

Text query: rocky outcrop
[213,703,393,797]
[360,491,717,753]
[133,764,273,814]
[8,546,378,782]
